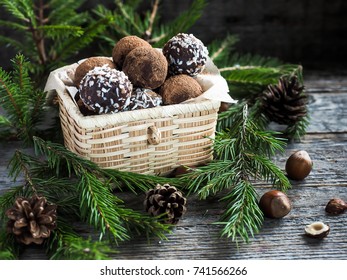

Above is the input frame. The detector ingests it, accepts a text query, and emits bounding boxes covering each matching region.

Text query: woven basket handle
[147,125,161,145]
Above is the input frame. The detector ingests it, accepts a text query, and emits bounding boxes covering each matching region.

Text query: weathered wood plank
[103,185,347,260]
[307,93,347,133]
[3,131,347,260]
[305,74,347,93]
[1,80,346,260]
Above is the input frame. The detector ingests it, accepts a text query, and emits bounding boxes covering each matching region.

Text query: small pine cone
[6,195,57,245]
[144,184,187,224]
[261,75,307,125]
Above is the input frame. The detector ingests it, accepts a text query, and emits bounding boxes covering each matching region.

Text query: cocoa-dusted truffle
[74,57,115,86]
[129,88,162,111]
[159,74,203,105]
[123,47,168,89]
[163,33,208,76]
[79,65,133,114]
[112,35,151,69]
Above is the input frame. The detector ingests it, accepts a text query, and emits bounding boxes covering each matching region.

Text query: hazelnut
[171,165,192,177]
[325,198,347,215]
[259,190,292,218]
[304,222,330,238]
[218,102,231,113]
[285,150,312,180]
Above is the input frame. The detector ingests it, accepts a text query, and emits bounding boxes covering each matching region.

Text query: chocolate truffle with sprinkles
[159,74,203,105]
[128,88,162,111]
[74,57,115,86]
[123,47,168,89]
[112,35,151,69]
[163,33,208,76]
[79,65,133,114]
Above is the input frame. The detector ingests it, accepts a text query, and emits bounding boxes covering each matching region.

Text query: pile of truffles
[74,33,209,116]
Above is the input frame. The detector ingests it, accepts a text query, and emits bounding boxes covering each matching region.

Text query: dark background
[1,0,346,72]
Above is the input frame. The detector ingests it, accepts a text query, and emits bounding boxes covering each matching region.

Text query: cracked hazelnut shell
[325,198,347,215]
[259,190,292,218]
[304,222,330,238]
[285,150,312,180]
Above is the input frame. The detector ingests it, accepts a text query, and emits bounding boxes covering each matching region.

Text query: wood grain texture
[1,74,346,260]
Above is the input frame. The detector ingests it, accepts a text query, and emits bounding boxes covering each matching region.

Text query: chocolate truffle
[123,47,168,89]
[74,57,115,86]
[75,94,98,116]
[128,88,162,111]
[159,74,203,105]
[112,35,151,69]
[79,65,133,114]
[163,33,208,76]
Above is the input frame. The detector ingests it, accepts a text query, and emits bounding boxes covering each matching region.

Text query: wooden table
[1,72,346,260]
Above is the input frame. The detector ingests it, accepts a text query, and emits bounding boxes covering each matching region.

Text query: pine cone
[144,184,187,224]
[6,196,57,245]
[261,75,307,125]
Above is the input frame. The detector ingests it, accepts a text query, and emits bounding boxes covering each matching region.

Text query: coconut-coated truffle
[74,57,115,86]
[123,47,168,89]
[112,35,151,69]
[79,65,133,114]
[163,33,208,76]
[159,74,203,105]
[128,88,162,111]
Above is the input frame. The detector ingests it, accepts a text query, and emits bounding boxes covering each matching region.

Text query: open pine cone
[144,183,187,224]
[6,195,57,245]
[261,75,307,125]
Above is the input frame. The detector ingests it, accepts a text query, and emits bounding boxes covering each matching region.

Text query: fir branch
[95,0,206,48]
[208,34,239,64]
[115,205,172,241]
[0,185,32,219]
[283,115,310,140]
[0,230,20,260]
[33,136,179,193]
[31,137,173,241]
[154,0,206,46]
[78,172,129,242]
[0,19,28,30]
[181,105,290,242]
[0,0,29,22]
[114,0,143,35]
[51,16,113,68]
[0,0,109,82]
[217,52,284,70]
[46,218,115,260]
[37,25,84,39]
[221,65,301,100]
[0,54,46,144]
[216,180,263,242]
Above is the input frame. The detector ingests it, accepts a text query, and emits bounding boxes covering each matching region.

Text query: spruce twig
[1,136,174,258]
[181,105,290,242]
[0,230,20,260]
[31,136,173,242]
[46,218,116,260]
[0,0,111,82]
[0,54,46,144]
[95,0,206,48]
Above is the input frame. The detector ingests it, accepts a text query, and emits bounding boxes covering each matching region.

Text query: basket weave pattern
[58,89,220,175]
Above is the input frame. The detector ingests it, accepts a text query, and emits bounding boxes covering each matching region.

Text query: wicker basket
[46,58,231,176]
